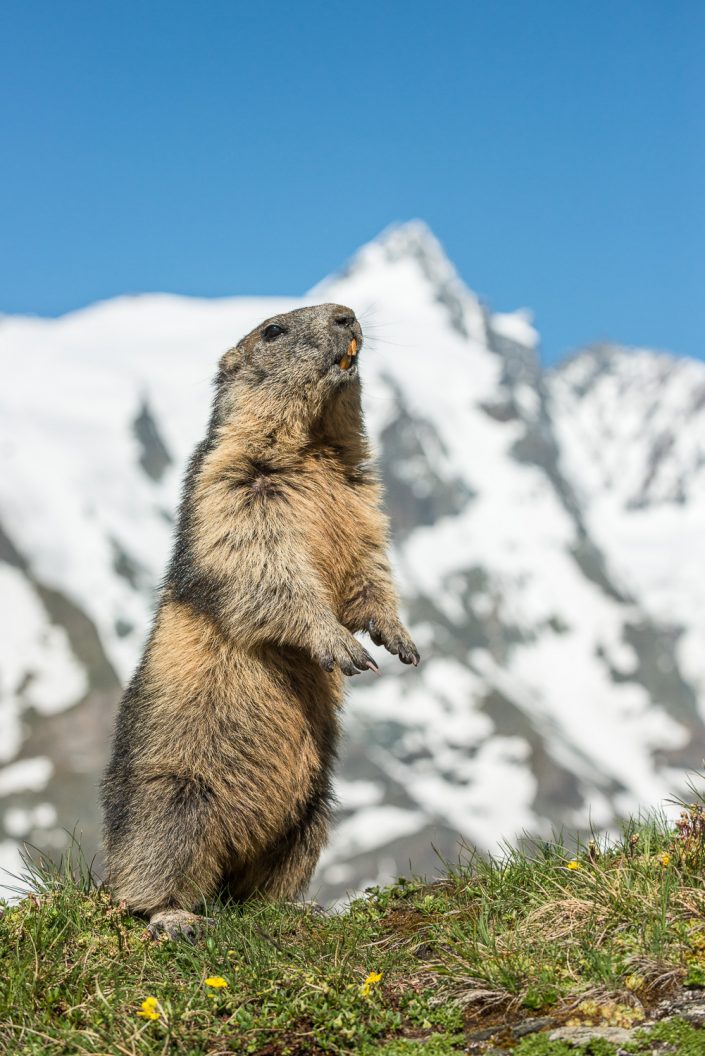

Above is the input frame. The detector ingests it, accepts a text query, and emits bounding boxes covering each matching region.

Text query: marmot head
[219,304,363,403]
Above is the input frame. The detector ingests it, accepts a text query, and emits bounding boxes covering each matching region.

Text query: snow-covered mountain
[550,347,705,709]
[1,222,703,901]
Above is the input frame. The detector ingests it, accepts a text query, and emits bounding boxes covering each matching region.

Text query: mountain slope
[550,344,705,709]
[0,222,702,900]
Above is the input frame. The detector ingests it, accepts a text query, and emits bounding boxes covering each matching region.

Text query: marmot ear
[219,347,240,374]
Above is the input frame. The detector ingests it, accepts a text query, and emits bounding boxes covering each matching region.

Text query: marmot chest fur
[101,303,419,938]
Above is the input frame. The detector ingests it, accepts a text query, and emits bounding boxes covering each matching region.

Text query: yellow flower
[659,853,671,866]
[136,996,160,1020]
[204,976,229,989]
[361,970,383,996]
[566,860,582,870]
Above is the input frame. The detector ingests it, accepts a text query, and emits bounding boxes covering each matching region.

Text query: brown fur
[101,304,418,936]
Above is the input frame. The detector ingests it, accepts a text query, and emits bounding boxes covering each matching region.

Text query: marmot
[101,304,419,938]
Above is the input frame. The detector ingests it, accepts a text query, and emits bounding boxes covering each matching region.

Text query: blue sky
[1,1,703,364]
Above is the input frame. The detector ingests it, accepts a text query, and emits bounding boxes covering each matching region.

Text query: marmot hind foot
[147,909,214,942]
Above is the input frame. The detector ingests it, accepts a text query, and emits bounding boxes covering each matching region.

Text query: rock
[549,1025,635,1046]
[512,1016,555,1037]
[679,1002,705,1024]
[659,995,705,1024]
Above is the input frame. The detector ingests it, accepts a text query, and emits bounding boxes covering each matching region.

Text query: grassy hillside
[4,808,705,1055]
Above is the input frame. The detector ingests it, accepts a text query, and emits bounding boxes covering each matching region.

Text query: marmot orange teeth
[338,337,357,370]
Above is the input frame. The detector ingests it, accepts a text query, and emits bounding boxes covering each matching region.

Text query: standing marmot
[101,304,419,938]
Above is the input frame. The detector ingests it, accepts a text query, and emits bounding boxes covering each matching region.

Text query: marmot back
[101,303,419,939]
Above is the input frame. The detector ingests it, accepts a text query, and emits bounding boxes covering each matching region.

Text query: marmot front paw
[318,630,379,676]
[368,618,420,666]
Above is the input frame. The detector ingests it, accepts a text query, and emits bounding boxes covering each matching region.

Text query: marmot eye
[263,324,286,341]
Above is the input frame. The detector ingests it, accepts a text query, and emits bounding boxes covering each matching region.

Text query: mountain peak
[371,219,451,265]
[553,342,697,403]
[358,220,463,294]
[318,220,487,344]
[555,341,686,377]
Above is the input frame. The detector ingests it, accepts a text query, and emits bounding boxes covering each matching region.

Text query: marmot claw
[368,618,420,667]
[320,632,379,676]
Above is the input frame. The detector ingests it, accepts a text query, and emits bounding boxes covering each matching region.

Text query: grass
[3,807,705,1054]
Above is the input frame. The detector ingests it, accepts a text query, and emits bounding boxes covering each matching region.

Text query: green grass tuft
[2,811,705,1053]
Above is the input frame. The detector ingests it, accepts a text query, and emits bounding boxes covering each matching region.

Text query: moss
[513,1038,583,1056]
[626,1017,705,1054]
[361,1036,465,1055]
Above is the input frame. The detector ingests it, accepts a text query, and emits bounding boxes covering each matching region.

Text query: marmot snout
[101,303,419,939]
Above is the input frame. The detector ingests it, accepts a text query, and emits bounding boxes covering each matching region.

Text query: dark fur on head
[222,304,362,388]
[211,304,363,431]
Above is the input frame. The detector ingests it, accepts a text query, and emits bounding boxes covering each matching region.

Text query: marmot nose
[334,313,356,329]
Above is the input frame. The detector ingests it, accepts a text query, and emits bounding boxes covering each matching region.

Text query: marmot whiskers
[101,304,419,938]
